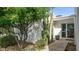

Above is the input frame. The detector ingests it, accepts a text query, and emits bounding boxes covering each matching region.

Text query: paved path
[48,40,68,51]
[42,40,68,51]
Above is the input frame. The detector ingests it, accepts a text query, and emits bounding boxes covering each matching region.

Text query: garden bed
[0,43,47,51]
[65,42,76,51]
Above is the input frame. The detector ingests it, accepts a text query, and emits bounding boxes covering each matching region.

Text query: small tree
[0,7,49,49]
[13,8,49,48]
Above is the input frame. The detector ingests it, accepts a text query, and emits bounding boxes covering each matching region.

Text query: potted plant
[55,35,60,40]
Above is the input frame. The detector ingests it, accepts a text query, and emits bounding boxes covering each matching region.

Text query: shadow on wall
[53,21,62,40]
[53,29,62,40]
[25,20,44,44]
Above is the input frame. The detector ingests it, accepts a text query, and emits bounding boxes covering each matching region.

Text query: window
[61,23,74,38]
[62,24,66,37]
[67,24,74,38]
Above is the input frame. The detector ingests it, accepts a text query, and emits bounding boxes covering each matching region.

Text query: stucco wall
[26,20,43,43]
[53,18,74,40]
[14,20,43,44]
[75,8,79,51]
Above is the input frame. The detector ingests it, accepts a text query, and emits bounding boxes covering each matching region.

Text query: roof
[53,15,76,21]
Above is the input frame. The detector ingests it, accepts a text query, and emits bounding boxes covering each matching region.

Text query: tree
[0,7,49,49]
[0,7,14,35]
[13,7,49,48]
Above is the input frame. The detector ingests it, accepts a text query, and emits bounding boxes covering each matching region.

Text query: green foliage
[0,7,50,49]
[0,7,49,27]
[35,38,46,50]
[0,7,49,34]
[36,29,49,50]
[0,17,12,27]
[0,7,7,16]
[35,20,49,50]
[23,46,36,51]
[42,20,49,42]
[13,7,49,27]
[0,35,17,48]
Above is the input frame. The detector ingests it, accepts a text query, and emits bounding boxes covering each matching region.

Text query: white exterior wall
[75,8,79,51]
[26,20,43,43]
[53,17,74,40]
[14,20,43,44]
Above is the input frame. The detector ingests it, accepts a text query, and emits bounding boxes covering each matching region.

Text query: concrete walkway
[48,40,68,51]
[42,39,68,51]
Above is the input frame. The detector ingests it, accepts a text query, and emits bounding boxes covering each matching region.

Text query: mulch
[65,42,76,51]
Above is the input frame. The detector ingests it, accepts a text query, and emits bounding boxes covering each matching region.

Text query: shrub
[42,29,49,45]
[35,25,49,50]
[35,21,49,50]
[0,35,17,48]
[23,47,36,51]
[35,39,45,50]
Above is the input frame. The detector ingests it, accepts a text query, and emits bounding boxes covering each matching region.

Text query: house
[52,8,79,51]
[53,15,75,40]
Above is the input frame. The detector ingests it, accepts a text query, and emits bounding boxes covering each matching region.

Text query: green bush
[23,47,36,51]
[36,39,46,50]
[35,25,49,50]
[35,21,49,50]
[0,35,17,48]
[42,29,49,45]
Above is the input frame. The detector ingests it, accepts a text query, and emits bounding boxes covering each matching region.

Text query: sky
[53,7,75,16]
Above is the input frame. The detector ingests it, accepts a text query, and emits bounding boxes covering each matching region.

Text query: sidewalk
[41,39,68,51]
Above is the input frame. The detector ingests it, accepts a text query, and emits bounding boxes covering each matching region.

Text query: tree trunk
[4,48,6,51]
[15,36,21,49]
[49,13,53,43]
